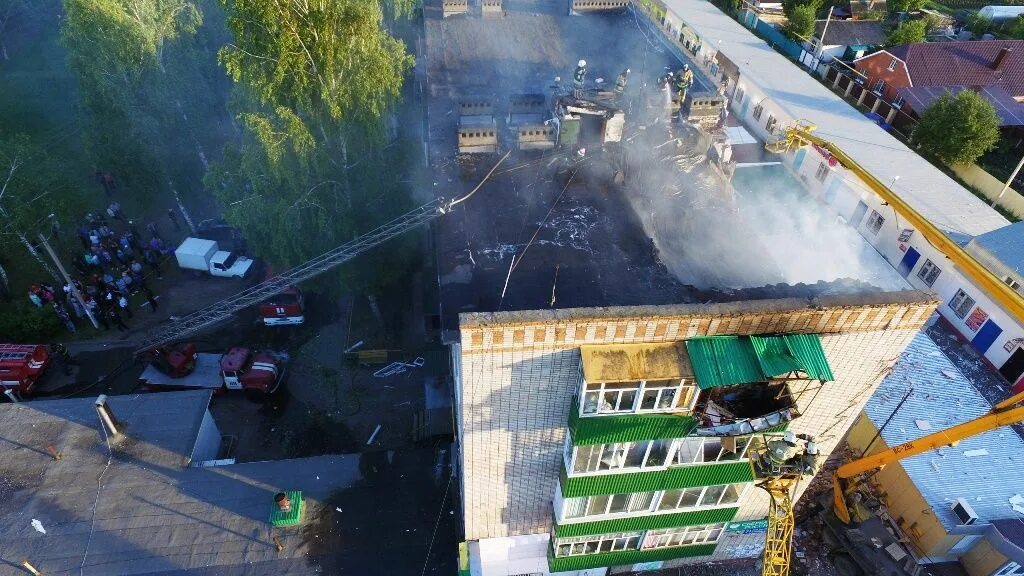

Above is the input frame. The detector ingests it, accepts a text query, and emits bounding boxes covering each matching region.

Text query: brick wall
[854,51,912,104]
[457,294,936,541]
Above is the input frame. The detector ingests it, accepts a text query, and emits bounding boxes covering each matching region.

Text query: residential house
[847,331,1024,575]
[807,19,887,61]
[850,0,886,19]
[853,40,1024,129]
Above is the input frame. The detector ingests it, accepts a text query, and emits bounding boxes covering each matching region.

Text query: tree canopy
[785,4,816,40]
[911,90,1001,166]
[887,19,927,46]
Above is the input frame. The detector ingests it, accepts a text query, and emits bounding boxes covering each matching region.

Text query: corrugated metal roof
[863,332,1024,531]
[686,337,763,389]
[554,507,737,537]
[970,220,1024,274]
[750,336,803,377]
[561,460,755,498]
[783,334,835,381]
[580,342,694,383]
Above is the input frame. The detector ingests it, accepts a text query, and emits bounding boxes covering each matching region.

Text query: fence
[952,163,1024,220]
[750,14,807,63]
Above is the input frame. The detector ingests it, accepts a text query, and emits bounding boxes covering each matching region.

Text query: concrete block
[482,0,502,16]
[442,0,468,17]
[570,0,629,13]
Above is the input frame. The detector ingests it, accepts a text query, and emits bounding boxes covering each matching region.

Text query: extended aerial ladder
[752,388,1024,576]
[768,123,1024,325]
[135,153,511,354]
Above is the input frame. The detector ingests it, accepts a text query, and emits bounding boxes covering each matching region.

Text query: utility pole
[38,233,99,329]
[994,153,1024,208]
[812,6,835,75]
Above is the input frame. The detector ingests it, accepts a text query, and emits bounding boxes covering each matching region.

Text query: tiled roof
[814,20,886,47]
[896,85,1024,126]
[863,332,1024,531]
[889,40,1024,98]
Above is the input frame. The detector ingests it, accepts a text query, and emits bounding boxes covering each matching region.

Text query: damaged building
[423,2,936,575]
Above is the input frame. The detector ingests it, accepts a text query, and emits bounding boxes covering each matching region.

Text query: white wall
[470,533,609,576]
[726,71,1024,380]
[189,409,221,464]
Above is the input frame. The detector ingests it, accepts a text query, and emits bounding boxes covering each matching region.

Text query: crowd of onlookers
[26,177,181,334]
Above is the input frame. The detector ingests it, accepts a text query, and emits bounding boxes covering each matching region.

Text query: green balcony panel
[554,507,738,538]
[560,460,754,498]
[548,543,717,571]
[568,405,696,446]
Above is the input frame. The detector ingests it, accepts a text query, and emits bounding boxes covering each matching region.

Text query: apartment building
[639,0,1024,388]
[455,295,936,574]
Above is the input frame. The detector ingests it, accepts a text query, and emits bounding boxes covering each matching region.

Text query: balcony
[548,541,717,572]
[559,458,754,498]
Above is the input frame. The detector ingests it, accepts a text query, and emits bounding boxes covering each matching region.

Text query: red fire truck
[259,286,305,326]
[0,344,51,396]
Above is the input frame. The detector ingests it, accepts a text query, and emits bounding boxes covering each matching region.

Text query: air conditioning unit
[952,498,979,525]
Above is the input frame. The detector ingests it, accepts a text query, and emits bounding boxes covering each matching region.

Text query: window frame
[866,210,885,235]
[995,562,1024,576]
[892,93,905,108]
[917,259,941,287]
[872,78,887,95]
[735,86,745,105]
[553,532,643,557]
[949,289,976,319]
[641,523,727,549]
[752,102,764,121]
[887,57,898,72]
[1005,276,1022,291]
[581,379,696,417]
[570,439,676,475]
[670,435,754,466]
[765,114,777,134]
[561,484,748,523]
[815,161,829,183]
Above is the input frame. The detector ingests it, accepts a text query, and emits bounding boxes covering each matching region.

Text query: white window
[564,491,655,519]
[995,562,1024,576]
[866,210,884,235]
[657,483,746,512]
[887,57,898,72]
[582,379,696,416]
[949,289,976,319]
[571,439,673,474]
[671,435,754,465]
[641,523,726,549]
[872,79,886,95]
[554,532,643,557]
[1005,276,1022,291]
[752,103,764,121]
[892,94,905,108]
[765,114,777,134]
[917,259,941,287]
[815,162,829,183]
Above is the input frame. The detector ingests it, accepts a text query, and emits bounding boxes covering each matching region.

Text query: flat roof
[970,220,1024,274]
[863,332,1024,531]
[427,7,905,336]
[661,0,1010,237]
[580,342,694,382]
[0,392,447,574]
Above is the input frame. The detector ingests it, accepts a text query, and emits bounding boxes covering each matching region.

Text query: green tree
[0,135,86,282]
[1003,14,1024,39]
[911,90,1001,166]
[967,13,993,37]
[211,0,417,281]
[785,4,816,40]
[887,0,924,14]
[0,302,63,342]
[887,19,927,45]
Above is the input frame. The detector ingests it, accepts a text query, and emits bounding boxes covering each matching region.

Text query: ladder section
[760,477,797,576]
[136,201,442,353]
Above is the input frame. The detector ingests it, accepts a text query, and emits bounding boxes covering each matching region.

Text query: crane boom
[135,201,442,354]
[769,123,1024,325]
[832,387,1024,523]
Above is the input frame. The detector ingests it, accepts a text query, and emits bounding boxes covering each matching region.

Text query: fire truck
[259,286,305,326]
[0,344,51,396]
[139,343,286,401]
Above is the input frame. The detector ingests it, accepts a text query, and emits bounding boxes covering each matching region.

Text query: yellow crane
[751,388,1024,576]
[767,123,1024,325]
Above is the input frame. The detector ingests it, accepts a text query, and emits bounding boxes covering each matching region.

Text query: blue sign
[632,561,664,572]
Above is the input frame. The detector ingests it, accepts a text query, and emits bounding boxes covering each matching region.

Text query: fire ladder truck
[134,153,509,355]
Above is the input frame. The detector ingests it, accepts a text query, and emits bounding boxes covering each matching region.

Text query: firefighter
[675,64,694,104]
[765,431,800,471]
[801,441,821,476]
[614,68,630,94]
[573,59,587,98]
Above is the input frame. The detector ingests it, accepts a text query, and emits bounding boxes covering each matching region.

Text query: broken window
[917,259,941,287]
[752,103,764,121]
[671,436,753,465]
[949,289,976,319]
[571,439,677,474]
[868,210,884,234]
[765,115,777,134]
[735,86,745,105]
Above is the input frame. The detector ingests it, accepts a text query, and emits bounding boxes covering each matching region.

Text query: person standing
[573,59,587,98]
[166,208,181,231]
[614,68,630,94]
[106,307,128,331]
[144,287,159,312]
[118,294,133,318]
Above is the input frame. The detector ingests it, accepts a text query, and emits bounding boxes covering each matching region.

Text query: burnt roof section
[426,7,898,338]
[813,19,886,46]
[580,342,695,382]
[0,392,448,575]
[889,40,1024,97]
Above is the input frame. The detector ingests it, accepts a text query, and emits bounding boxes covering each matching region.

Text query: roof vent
[952,498,979,525]
[94,394,121,437]
[994,47,1012,72]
